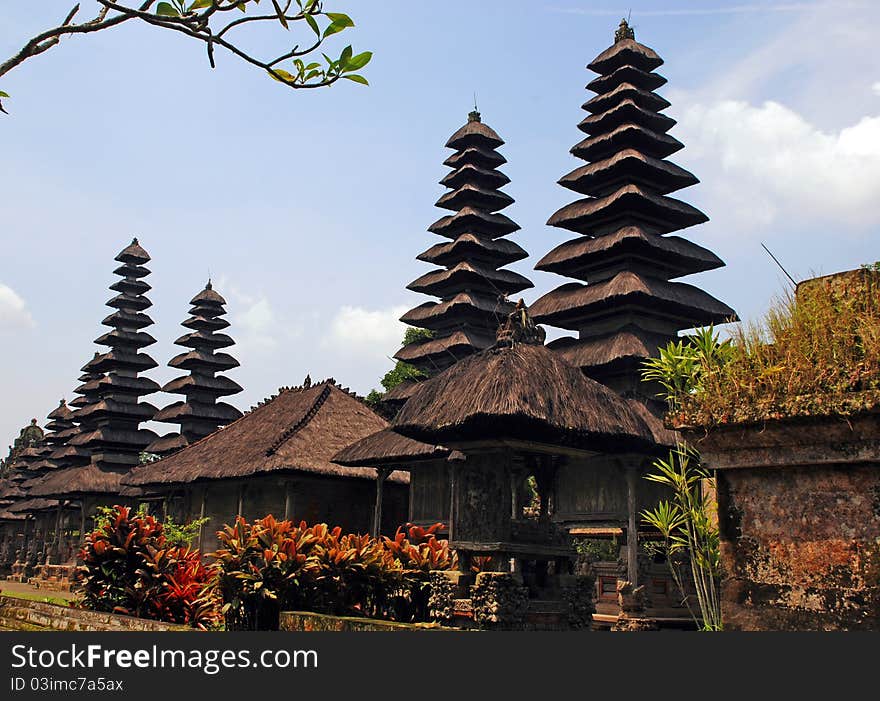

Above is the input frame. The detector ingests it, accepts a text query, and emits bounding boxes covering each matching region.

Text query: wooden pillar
[197,488,207,550]
[283,482,294,521]
[372,468,390,538]
[236,483,244,519]
[626,464,639,587]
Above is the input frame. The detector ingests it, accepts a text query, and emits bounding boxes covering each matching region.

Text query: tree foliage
[365,327,433,406]
[1,1,371,114]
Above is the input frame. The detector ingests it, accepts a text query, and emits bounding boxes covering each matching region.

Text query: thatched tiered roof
[123,380,407,487]
[149,281,243,455]
[393,111,532,396]
[392,342,654,452]
[72,239,160,469]
[531,20,736,389]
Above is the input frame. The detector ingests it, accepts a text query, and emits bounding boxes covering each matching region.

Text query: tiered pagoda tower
[29,400,76,472]
[389,110,532,406]
[50,354,105,469]
[66,239,160,469]
[149,281,243,455]
[531,20,736,403]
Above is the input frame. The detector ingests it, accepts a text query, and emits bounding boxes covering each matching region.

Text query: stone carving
[471,572,528,630]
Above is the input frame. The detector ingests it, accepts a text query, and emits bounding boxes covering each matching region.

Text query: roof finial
[206,278,212,290]
[132,237,139,245]
[468,92,481,123]
[615,16,635,42]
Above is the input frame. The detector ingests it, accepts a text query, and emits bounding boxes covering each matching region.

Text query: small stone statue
[496,299,546,347]
[615,18,635,43]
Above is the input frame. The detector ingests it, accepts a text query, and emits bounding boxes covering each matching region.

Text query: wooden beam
[626,464,639,586]
[372,468,390,538]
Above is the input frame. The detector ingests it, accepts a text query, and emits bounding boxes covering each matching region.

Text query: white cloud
[674,99,880,231]
[0,283,34,329]
[873,82,880,97]
[325,305,409,358]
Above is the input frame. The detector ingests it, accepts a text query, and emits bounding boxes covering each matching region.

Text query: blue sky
[2,1,879,444]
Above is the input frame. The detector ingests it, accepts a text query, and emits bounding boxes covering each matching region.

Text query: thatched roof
[8,498,59,514]
[588,37,663,74]
[124,382,407,487]
[588,64,666,93]
[578,99,676,137]
[547,329,669,372]
[558,149,698,197]
[572,122,683,162]
[29,464,126,498]
[333,428,449,467]
[547,184,708,236]
[530,271,738,330]
[535,227,723,280]
[393,343,654,452]
[583,82,670,114]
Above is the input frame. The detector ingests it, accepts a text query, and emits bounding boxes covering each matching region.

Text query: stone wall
[0,596,193,632]
[280,611,446,632]
[690,412,880,631]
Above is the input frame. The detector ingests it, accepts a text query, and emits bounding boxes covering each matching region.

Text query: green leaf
[323,14,354,38]
[156,2,180,16]
[305,13,320,36]
[189,0,213,9]
[342,74,369,85]
[0,91,8,98]
[345,51,372,71]
[339,45,353,67]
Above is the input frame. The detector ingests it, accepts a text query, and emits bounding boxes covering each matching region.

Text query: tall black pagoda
[149,281,243,455]
[389,110,532,406]
[531,20,736,402]
[65,239,160,469]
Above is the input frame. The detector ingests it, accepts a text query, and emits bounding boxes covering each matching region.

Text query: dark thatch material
[582,82,670,114]
[0,510,26,522]
[547,184,708,236]
[535,227,724,280]
[382,379,421,404]
[393,329,495,366]
[400,292,508,329]
[445,118,504,150]
[29,464,126,498]
[530,271,738,329]
[393,343,654,452]
[559,149,699,197]
[436,183,514,213]
[626,399,678,448]
[443,145,506,170]
[124,382,407,487]
[8,498,59,513]
[440,163,510,190]
[578,99,676,136]
[547,329,669,371]
[417,234,527,267]
[572,122,683,162]
[588,38,663,74]
[332,428,448,467]
[406,261,533,297]
[428,206,520,239]
[587,64,666,93]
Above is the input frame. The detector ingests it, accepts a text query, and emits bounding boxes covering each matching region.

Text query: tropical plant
[77,505,218,629]
[163,514,210,548]
[366,328,435,405]
[1,1,370,114]
[640,444,722,631]
[209,516,456,629]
